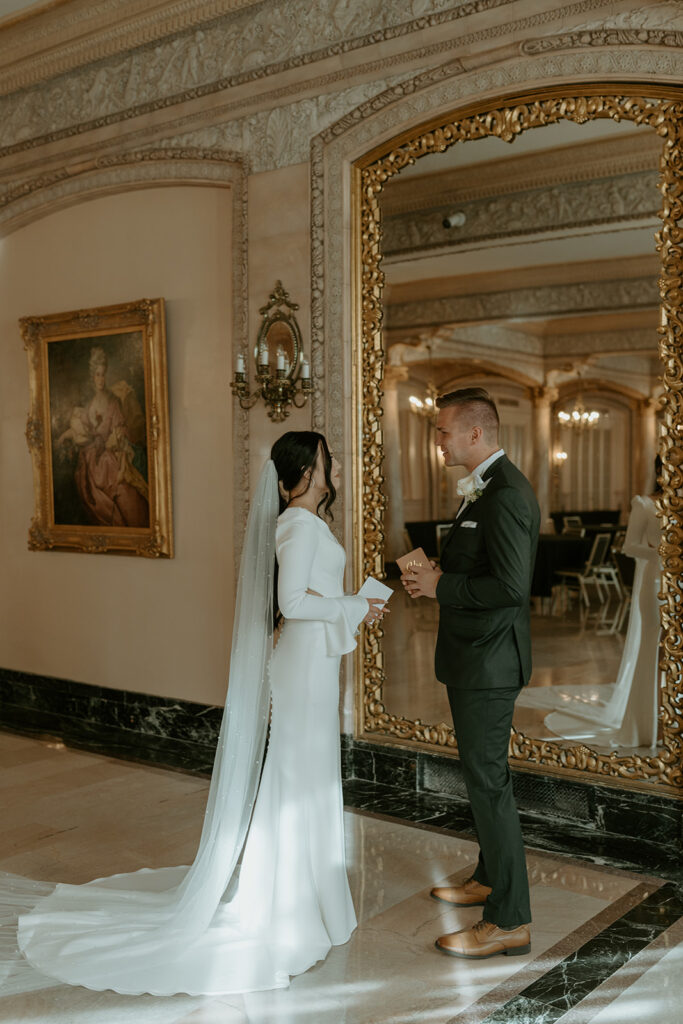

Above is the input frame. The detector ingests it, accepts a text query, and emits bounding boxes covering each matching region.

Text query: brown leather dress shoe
[430,876,492,907]
[435,919,531,959]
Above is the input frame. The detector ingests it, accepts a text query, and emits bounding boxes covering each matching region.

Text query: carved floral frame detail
[353,90,683,793]
[22,297,174,558]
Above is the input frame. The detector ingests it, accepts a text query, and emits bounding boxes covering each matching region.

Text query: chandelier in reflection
[557,395,600,430]
[409,380,439,418]
[409,343,439,419]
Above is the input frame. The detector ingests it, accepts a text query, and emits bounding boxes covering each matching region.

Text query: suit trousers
[446,685,531,928]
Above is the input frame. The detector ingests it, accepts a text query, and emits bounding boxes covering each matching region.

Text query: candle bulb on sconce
[230,281,312,422]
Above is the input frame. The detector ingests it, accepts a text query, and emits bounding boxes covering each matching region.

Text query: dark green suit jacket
[435,455,540,690]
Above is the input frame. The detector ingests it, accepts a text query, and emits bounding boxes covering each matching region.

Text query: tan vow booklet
[396,547,429,573]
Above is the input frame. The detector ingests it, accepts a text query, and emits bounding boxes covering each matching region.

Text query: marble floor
[0,732,681,1023]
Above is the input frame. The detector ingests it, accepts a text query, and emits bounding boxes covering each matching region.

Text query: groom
[402,387,540,959]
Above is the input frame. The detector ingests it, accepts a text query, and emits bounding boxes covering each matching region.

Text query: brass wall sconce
[231,281,312,422]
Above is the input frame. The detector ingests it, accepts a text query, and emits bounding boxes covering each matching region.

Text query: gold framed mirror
[352,89,683,794]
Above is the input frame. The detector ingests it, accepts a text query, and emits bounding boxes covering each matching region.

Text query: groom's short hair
[436,388,500,441]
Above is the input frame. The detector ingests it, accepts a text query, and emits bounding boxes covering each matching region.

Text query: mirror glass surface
[255,316,300,378]
[378,116,663,757]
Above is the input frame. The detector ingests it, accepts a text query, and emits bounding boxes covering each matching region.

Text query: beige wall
[0,185,235,705]
[246,162,313,484]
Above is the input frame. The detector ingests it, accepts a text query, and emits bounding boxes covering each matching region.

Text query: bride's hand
[363,598,387,625]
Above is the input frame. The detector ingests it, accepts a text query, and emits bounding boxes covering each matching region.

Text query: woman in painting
[1,432,387,996]
[57,346,149,528]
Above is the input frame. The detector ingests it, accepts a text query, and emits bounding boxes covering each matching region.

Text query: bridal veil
[0,460,279,996]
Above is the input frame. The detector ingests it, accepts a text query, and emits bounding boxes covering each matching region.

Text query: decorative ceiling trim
[0,0,624,163]
[521,26,683,56]
[381,130,662,215]
[385,275,660,329]
[384,253,660,304]
[383,169,659,257]
[0,146,241,233]
[0,0,517,106]
[0,0,271,95]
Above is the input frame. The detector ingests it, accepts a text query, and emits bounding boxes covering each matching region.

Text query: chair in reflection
[591,530,634,633]
[552,532,612,613]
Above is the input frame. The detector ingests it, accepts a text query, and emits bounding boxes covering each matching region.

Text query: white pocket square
[461,520,478,529]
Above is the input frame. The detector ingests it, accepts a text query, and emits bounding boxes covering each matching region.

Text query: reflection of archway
[554,389,633,515]
[556,377,645,406]
[553,377,656,500]
[437,359,539,395]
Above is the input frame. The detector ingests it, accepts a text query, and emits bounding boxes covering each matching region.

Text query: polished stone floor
[0,732,681,1023]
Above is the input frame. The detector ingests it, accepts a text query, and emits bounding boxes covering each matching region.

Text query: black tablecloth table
[532,534,592,598]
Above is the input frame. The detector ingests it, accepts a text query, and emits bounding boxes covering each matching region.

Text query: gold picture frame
[22,297,173,557]
[352,89,683,794]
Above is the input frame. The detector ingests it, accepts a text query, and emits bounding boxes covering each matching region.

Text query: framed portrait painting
[21,298,173,557]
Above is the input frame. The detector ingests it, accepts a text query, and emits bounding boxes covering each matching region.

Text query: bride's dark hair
[270,431,337,519]
[270,431,336,629]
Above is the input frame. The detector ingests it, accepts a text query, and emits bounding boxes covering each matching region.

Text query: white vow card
[358,577,394,603]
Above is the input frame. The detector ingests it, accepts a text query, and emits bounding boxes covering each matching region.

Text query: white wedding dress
[0,469,368,997]
[541,495,662,749]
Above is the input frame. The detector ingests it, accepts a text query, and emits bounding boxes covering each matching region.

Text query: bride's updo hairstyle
[271,430,337,519]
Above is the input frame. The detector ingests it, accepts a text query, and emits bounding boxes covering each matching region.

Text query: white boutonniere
[457,472,487,503]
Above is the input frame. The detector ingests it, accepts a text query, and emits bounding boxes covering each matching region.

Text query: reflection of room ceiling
[381,117,661,393]
[391,117,646,180]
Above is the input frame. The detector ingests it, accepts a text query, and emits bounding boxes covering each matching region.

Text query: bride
[542,472,663,750]
[0,431,386,997]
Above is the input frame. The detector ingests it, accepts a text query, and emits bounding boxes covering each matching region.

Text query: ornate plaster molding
[0,0,520,153]
[160,73,418,175]
[0,146,240,231]
[544,327,658,356]
[383,168,659,256]
[388,324,659,369]
[0,1,262,96]
[381,130,661,216]
[389,322,545,357]
[523,27,683,57]
[385,275,660,329]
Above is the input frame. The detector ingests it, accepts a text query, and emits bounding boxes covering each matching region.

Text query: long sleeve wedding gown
[0,474,368,997]
[542,494,662,750]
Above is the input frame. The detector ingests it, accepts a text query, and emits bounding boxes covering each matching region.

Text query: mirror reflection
[379,116,664,756]
[255,282,304,380]
[256,319,298,377]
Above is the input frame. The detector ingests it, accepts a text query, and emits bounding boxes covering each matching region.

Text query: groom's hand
[401,561,442,599]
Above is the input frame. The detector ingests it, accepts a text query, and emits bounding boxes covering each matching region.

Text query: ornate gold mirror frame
[352,89,683,794]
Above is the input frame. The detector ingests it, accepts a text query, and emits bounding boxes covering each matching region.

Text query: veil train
[0,461,279,996]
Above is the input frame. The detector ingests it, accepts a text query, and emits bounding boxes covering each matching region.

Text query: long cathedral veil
[0,460,279,996]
